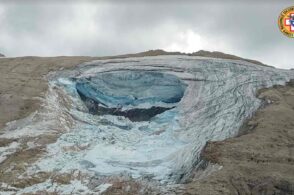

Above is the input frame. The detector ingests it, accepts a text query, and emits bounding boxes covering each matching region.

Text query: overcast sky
[0,1,293,69]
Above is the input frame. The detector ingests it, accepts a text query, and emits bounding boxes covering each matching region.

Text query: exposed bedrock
[75,71,187,121]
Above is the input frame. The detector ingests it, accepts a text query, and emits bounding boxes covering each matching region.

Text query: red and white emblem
[285,13,294,32]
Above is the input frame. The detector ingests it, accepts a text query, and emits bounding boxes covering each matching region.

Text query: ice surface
[1,55,294,193]
[76,71,187,108]
[0,142,19,164]
[75,71,187,121]
[16,179,105,195]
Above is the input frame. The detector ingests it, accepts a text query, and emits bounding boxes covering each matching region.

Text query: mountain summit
[109,49,269,67]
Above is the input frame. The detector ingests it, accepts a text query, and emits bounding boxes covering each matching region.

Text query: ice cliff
[75,71,187,121]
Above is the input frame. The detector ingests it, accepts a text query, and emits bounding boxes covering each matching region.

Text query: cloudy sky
[0,1,293,69]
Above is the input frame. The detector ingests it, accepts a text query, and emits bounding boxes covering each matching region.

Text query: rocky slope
[114,49,269,67]
[181,80,294,195]
[0,56,98,130]
[190,50,268,67]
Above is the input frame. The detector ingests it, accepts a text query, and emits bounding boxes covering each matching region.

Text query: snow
[16,179,98,195]
[0,142,20,164]
[0,183,18,195]
[95,183,112,193]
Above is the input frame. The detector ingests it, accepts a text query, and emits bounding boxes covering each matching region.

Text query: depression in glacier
[75,71,187,121]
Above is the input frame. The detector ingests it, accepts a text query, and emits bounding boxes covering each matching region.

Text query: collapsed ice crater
[75,71,187,121]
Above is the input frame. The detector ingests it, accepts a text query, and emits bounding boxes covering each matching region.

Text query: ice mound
[75,71,187,121]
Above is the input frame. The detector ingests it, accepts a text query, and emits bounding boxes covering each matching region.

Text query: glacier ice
[1,55,294,193]
[76,71,187,108]
[75,71,187,121]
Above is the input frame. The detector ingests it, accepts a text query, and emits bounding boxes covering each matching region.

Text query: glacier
[1,55,294,193]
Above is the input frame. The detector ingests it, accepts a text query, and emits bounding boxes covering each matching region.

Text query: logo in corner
[278,6,294,38]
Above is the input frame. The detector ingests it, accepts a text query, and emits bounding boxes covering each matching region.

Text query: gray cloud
[0,1,293,69]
